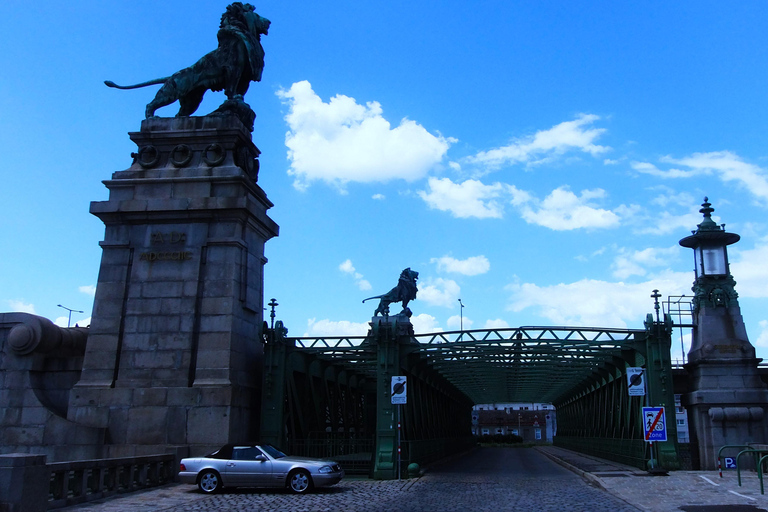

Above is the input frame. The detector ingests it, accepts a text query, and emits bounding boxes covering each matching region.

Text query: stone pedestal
[683,305,768,469]
[0,454,48,512]
[68,115,278,456]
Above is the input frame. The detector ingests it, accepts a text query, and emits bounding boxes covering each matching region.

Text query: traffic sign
[626,368,646,396]
[724,457,736,469]
[642,406,667,442]
[391,376,407,404]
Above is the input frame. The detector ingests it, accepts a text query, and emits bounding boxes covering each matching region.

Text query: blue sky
[2,1,768,363]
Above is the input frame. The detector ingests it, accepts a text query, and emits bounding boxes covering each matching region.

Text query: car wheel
[198,469,222,494]
[288,469,313,494]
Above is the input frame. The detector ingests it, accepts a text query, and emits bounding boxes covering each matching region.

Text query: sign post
[391,377,407,479]
[642,406,667,471]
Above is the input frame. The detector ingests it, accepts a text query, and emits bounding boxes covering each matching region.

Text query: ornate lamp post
[678,197,743,363]
[678,197,768,469]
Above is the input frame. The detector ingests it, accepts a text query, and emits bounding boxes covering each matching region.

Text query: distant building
[675,394,690,443]
[471,403,556,443]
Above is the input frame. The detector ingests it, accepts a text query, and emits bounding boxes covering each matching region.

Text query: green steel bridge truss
[259,314,679,477]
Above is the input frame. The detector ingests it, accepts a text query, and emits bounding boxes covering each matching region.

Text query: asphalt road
[64,447,640,512]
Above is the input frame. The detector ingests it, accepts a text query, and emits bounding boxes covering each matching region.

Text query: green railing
[287,438,374,476]
[554,436,647,469]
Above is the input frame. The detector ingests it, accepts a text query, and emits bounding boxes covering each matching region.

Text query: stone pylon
[68,115,278,457]
[680,198,768,469]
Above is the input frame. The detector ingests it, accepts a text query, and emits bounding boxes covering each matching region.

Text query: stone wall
[0,313,105,462]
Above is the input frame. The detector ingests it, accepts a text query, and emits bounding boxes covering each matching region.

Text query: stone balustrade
[0,453,176,512]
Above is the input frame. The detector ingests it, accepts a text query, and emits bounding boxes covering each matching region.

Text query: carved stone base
[69,115,278,456]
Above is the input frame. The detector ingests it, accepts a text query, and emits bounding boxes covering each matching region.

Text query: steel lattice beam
[288,326,646,406]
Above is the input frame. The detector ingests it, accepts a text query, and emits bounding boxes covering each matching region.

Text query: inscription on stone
[151,232,186,245]
[140,231,192,262]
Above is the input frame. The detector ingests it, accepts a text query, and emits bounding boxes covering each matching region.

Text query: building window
[511,429,518,436]
[482,428,490,435]
[535,429,542,440]
[677,419,686,425]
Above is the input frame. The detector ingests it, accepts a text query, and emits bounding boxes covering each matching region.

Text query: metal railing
[287,438,374,476]
[48,453,175,509]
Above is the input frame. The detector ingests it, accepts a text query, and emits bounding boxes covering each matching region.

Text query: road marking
[698,475,719,486]
[729,490,757,501]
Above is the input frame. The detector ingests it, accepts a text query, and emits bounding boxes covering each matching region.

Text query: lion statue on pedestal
[363,268,419,317]
[105,2,269,119]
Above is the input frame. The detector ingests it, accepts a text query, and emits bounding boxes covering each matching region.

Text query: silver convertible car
[179,444,344,494]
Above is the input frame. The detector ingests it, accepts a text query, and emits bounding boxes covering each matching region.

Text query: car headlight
[318,465,333,474]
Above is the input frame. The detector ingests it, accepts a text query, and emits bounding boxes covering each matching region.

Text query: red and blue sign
[642,406,667,442]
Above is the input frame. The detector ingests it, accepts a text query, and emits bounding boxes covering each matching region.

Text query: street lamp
[57,304,83,328]
[458,299,464,331]
[679,197,739,280]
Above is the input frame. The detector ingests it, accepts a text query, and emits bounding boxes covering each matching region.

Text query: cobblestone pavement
[62,447,637,512]
[60,446,768,512]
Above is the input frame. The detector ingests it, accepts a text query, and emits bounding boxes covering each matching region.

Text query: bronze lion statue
[363,268,419,317]
[105,3,270,118]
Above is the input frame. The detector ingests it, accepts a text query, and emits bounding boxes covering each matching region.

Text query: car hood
[277,456,337,466]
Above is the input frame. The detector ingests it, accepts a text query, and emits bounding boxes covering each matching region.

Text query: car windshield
[261,444,286,459]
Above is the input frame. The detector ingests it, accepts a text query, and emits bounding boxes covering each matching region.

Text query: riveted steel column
[644,313,681,469]
[372,317,408,479]
[260,322,289,449]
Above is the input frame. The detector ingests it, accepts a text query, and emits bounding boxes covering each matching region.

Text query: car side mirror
[255,455,268,462]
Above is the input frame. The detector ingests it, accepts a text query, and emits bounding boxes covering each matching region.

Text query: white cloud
[79,285,97,297]
[54,315,91,328]
[372,194,385,200]
[611,246,682,279]
[615,202,703,236]
[418,277,461,308]
[339,259,372,291]
[649,189,696,209]
[277,81,453,190]
[484,318,511,329]
[631,161,702,179]
[731,240,768,298]
[633,151,768,204]
[755,320,768,348]
[520,187,620,230]
[7,300,35,314]
[305,318,370,337]
[411,313,442,334]
[447,315,473,330]
[431,255,490,276]
[505,271,690,327]
[466,114,609,169]
[418,177,529,219]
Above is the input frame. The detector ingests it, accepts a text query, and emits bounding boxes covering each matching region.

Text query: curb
[535,447,606,490]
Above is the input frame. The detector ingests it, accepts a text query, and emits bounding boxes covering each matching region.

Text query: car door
[225,446,272,486]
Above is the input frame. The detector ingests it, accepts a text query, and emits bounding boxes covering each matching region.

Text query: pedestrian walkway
[538,445,768,511]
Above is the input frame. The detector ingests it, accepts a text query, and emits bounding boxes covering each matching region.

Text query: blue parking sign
[724,457,736,469]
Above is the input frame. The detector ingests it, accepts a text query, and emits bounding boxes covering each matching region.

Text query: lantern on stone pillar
[677,198,768,472]
[679,197,740,310]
